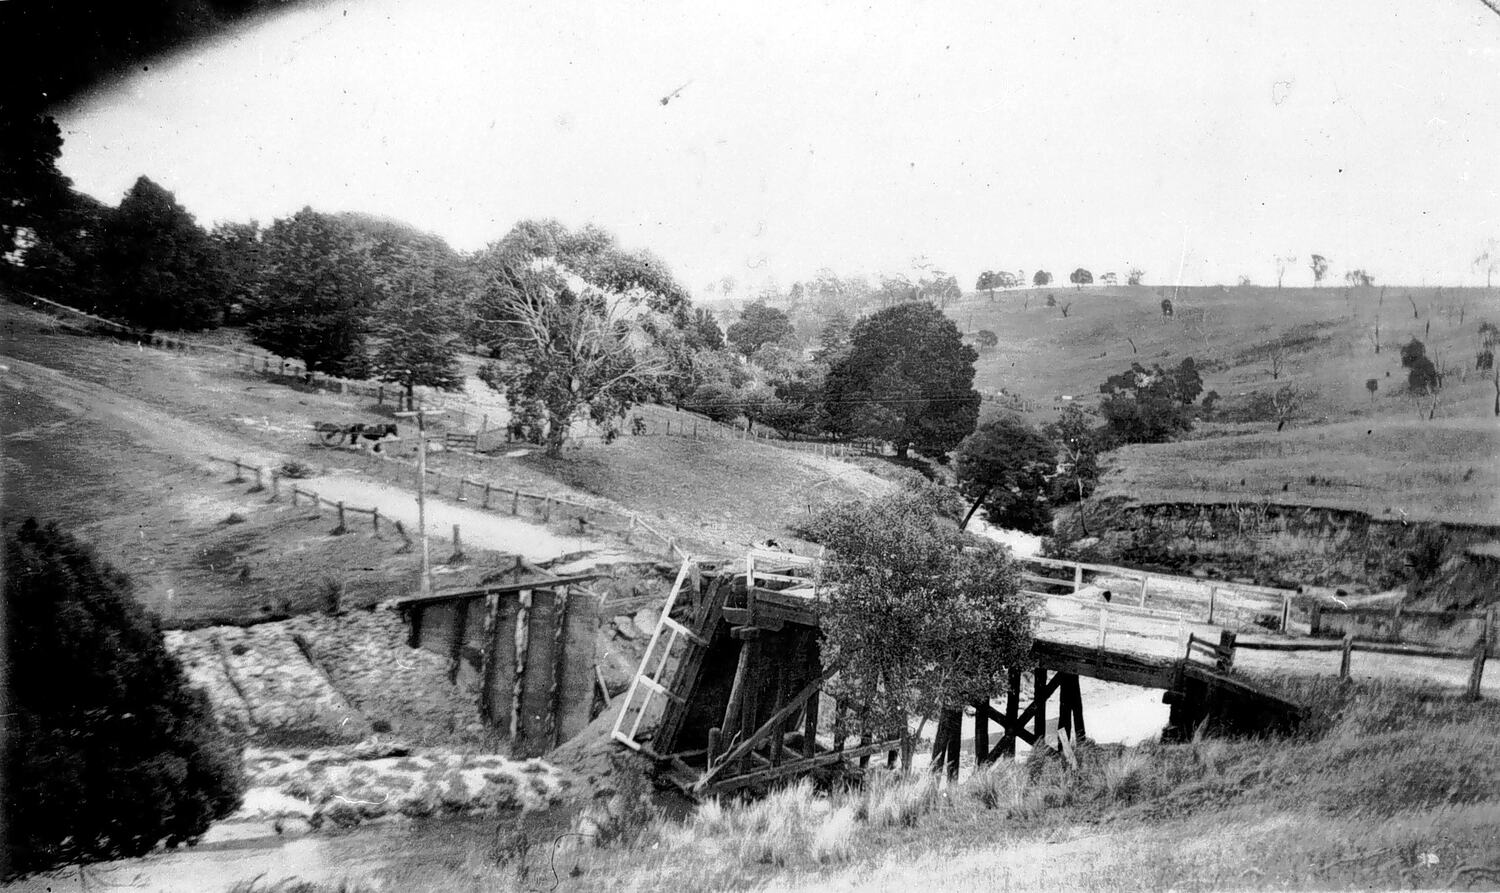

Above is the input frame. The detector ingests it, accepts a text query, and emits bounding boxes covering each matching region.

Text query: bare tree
[1059,302,1072,318]
[1475,239,1499,289]
[1406,293,1420,320]
[1276,254,1297,289]
[1267,347,1287,380]
[1272,384,1303,432]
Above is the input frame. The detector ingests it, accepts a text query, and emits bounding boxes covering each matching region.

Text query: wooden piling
[973,698,990,765]
[483,483,492,509]
[371,508,380,533]
[1002,667,1020,758]
[1032,668,1048,748]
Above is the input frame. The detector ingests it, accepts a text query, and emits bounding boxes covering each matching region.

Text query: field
[950,284,1500,523]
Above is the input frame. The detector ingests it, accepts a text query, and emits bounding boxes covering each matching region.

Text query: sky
[55,0,1500,297]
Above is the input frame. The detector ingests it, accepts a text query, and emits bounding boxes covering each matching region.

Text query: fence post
[1280,594,1292,633]
[452,524,463,561]
[511,490,520,515]
[480,413,489,435]
[543,497,552,522]
[1138,574,1150,608]
[626,515,636,545]
[1469,641,1487,700]
[456,477,466,502]
[1310,602,1323,636]
[372,507,380,533]
[483,482,492,509]
[269,472,280,501]
[1097,608,1108,649]
[1207,586,1217,624]
[290,486,299,507]
[231,457,245,483]
[1339,634,1354,680]
[1216,630,1237,672]
[334,502,347,534]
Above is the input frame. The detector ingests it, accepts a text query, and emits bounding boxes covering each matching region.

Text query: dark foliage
[804,488,1036,733]
[1400,337,1440,392]
[1097,358,1204,444]
[94,176,227,330]
[3,520,244,878]
[955,415,1057,534]
[1069,268,1093,288]
[823,302,980,458]
[247,208,374,377]
[1042,403,1104,505]
[726,300,794,357]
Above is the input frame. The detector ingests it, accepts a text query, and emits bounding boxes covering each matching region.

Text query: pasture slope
[949,284,1500,596]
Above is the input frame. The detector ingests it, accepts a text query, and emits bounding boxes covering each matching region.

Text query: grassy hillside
[950,284,1500,522]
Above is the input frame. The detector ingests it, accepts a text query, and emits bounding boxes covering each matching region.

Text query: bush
[3,520,245,877]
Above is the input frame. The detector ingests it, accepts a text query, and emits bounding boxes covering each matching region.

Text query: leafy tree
[805,488,1036,737]
[1344,269,1374,287]
[367,241,467,409]
[764,362,828,437]
[209,220,262,321]
[1032,270,1052,287]
[3,520,244,878]
[976,270,995,298]
[1127,268,1145,286]
[1099,272,1118,286]
[974,329,998,349]
[1400,337,1440,392]
[815,310,853,363]
[1069,268,1093,289]
[1042,403,1103,505]
[94,176,227,330]
[1097,358,1204,444]
[1310,254,1329,287]
[687,307,725,351]
[955,416,1057,534]
[725,300,794,357]
[475,238,675,456]
[0,104,76,265]
[248,208,375,376]
[824,302,980,458]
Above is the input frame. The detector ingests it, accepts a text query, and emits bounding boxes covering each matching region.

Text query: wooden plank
[695,664,840,792]
[706,738,904,794]
[1033,639,1181,689]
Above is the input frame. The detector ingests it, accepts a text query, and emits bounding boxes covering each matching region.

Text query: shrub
[3,520,245,878]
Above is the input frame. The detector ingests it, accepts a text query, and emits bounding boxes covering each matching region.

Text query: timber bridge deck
[610,551,1316,796]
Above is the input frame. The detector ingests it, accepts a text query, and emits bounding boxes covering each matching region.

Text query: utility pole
[395,407,444,595]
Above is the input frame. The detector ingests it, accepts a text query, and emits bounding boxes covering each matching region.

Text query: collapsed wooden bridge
[611,551,1304,796]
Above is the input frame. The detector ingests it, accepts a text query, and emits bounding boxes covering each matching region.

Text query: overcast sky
[56,0,1500,296]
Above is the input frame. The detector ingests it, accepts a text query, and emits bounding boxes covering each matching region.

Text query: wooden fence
[1019,554,1299,632]
[1229,628,1491,699]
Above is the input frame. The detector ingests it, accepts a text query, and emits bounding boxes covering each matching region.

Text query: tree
[1098,358,1204,444]
[1266,346,1287,380]
[1475,239,1498,289]
[209,220,262,321]
[1069,268,1093,289]
[726,300,794,357]
[1275,254,1297,289]
[976,271,995,298]
[687,307,725,351]
[476,252,673,456]
[974,329,998,349]
[1400,337,1440,393]
[248,208,375,376]
[1043,404,1103,506]
[804,488,1036,738]
[1127,268,1145,286]
[1310,254,1329,287]
[1271,384,1303,432]
[814,310,853,363]
[94,176,227,330]
[3,520,244,878]
[955,416,1057,534]
[688,381,740,424]
[1032,270,1052,287]
[367,245,466,409]
[1366,378,1379,405]
[0,104,75,266]
[1344,269,1374,287]
[1099,272,1118,286]
[824,302,980,458]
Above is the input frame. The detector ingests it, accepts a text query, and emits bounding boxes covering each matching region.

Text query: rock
[632,607,658,637]
[611,615,637,639]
